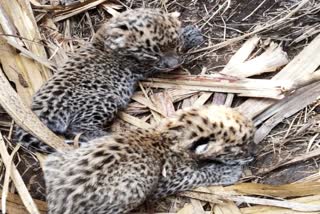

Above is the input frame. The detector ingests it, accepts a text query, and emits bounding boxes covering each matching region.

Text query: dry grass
[0,0,320,213]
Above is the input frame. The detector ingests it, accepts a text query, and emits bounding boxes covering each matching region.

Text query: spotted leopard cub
[15,8,186,153]
[44,105,255,214]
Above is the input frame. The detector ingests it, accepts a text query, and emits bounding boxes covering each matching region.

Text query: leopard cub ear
[164,120,185,131]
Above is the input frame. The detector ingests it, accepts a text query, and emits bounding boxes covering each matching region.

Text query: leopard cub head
[161,105,256,165]
[93,8,182,74]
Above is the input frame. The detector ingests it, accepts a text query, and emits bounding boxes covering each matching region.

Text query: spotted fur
[169,105,256,164]
[14,8,191,153]
[44,105,255,214]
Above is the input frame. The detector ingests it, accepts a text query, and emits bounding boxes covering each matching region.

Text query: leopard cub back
[44,104,255,214]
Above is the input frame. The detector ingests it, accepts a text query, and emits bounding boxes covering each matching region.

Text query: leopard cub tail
[13,126,55,153]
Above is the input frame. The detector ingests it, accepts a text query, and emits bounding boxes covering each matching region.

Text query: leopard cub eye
[189,137,211,153]
[195,143,209,154]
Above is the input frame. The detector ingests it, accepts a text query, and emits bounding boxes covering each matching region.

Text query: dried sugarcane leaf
[0,0,52,74]
[151,91,175,117]
[193,92,212,107]
[182,190,320,212]
[131,94,166,116]
[143,75,292,99]
[117,112,152,129]
[0,190,47,214]
[224,43,288,78]
[213,201,242,214]
[240,195,320,214]
[225,182,320,198]
[237,33,320,118]
[254,82,320,143]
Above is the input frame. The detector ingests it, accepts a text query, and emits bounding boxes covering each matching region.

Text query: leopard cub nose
[161,53,182,69]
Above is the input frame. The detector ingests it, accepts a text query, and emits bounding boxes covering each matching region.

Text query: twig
[199,0,228,30]
[228,195,320,212]
[182,190,320,212]
[53,0,108,22]
[2,144,20,214]
[242,0,268,21]
[0,133,40,214]
[191,0,310,54]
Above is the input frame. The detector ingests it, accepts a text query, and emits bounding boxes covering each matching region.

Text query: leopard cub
[14,8,200,153]
[44,105,255,214]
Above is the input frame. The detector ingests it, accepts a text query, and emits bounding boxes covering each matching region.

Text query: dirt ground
[0,0,319,212]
